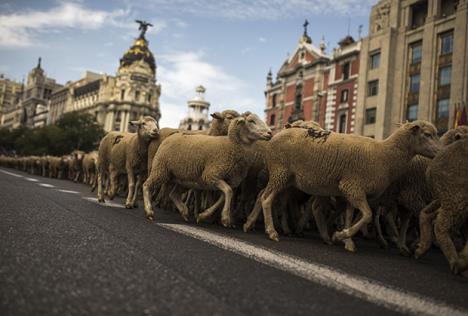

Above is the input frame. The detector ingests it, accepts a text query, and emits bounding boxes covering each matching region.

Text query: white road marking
[25,177,39,182]
[0,170,24,178]
[56,189,79,194]
[38,183,55,188]
[82,197,125,208]
[159,223,468,316]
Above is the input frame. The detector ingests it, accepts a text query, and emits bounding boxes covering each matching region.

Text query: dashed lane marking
[25,177,39,182]
[0,169,24,178]
[159,223,468,316]
[56,189,79,194]
[82,197,125,208]
[38,183,55,188]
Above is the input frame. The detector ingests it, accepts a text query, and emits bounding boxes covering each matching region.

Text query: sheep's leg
[243,189,265,232]
[197,194,224,223]
[375,206,388,249]
[385,206,399,245]
[458,240,468,274]
[397,210,412,257]
[295,199,312,236]
[97,168,105,203]
[193,190,200,218]
[169,185,190,221]
[130,174,141,208]
[108,167,119,200]
[262,169,289,241]
[280,207,291,236]
[125,170,136,209]
[142,169,168,220]
[312,197,332,244]
[415,200,440,259]
[333,182,372,245]
[339,203,356,252]
[215,180,234,228]
[434,210,460,274]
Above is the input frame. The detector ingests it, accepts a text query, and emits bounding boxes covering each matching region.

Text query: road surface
[0,167,467,315]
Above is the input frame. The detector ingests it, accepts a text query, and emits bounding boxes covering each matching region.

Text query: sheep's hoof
[332,231,346,243]
[414,246,427,259]
[343,239,356,252]
[267,231,279,242]
[196,215,204,224]
[450,261,460,275]
[182,213,190,222]
[146,215,154,221]
[98,198,105,203]
[398,245,412,257]
[221,218,233,228]
[243,223,253,233]
[323,238,333,245]
[125,203,133,209]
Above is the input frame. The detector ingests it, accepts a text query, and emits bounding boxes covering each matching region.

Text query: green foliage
[0,112,104,156]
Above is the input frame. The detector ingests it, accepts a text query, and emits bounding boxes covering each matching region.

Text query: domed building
[47,21,161,132]
[179,85,210,131]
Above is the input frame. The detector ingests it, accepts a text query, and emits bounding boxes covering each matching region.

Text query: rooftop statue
[135,20,153,39]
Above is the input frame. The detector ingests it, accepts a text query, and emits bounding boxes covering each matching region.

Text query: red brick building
[264,22,361,134]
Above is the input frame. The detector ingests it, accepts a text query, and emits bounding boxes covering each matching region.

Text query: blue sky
[0,0,373,127]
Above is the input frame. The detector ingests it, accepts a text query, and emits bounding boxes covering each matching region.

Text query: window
[147,93,152,102]
[368,80,379,96]
[411,0,428,29]
[120,89,125,100]
[272,94,277,108]
[342,62,350,80]
[338,113,347,133]
[340,89,349,103]
[407,104,418,121]
[436,99,450,119]
[439,66,452,86]
[270,114,276,126]
[370,51,381,69]
[410,42,422,64]
[365,108,376,124]
[295,85,303,110]
[440,32,454,55]
[440,0,458,17]
[187,124,192,131]
[135,90,140,101]
[410,74,420,93]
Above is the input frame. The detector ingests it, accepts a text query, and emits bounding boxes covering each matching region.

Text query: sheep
[422,133,468,274]
[142,112,272,225]
[82,151,98,189]
[68,150,85,182]
[97,116,159,209]
[256,120,440,246]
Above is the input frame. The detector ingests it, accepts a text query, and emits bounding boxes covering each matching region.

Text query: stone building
[179,85,211,131]
[0,74,22,128]
[48,30,161,132]
[264,21,330,132]
[355,0,467,138]
[21,58,62,128]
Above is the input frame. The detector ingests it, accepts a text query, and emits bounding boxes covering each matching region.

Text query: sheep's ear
[410,125,420,134]
[129,120,140,126]
[210,112,223,120]
[454,133,462,141]
[285,123,292,129]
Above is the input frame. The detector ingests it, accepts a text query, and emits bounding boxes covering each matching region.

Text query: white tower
[179,85,210,131]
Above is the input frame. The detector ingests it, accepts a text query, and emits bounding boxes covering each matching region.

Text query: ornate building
[264,21,361,134]
[355,0,468,138]
[264,21,329,132]
[1,21,161,132]
[48,22,161,132]
[179,85,211,131]
[0,74,22,128]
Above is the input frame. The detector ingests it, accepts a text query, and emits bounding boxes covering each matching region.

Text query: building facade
[179,85,211,131]
[264,22,330,133]
[264,22,361,134]
[0,74,22,128]
[355,0,467,138]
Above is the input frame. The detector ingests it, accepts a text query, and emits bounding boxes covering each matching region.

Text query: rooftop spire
[300,19,312,44]
[303,19,309,36]
[37,57,42,69]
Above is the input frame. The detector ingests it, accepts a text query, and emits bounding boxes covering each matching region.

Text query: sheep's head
[403,120,441,158]
[440,126,468,146]
[130,116,159,139]
[209,110,240,135]
[230,112,272,144]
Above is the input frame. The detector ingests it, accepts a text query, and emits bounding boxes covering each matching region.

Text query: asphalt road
[0,167,467,316]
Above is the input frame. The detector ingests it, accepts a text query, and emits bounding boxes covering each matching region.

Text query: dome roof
[119,37,156,74]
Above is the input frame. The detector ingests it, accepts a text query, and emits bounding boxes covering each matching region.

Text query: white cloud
[157,51,263,127]
[258,37,267,43]
[144,0,373,19]
[0,3,134,48]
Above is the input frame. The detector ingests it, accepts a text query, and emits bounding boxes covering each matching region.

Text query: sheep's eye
[248,120,256,124]
[424,133,431,138]
[226,115,232,119]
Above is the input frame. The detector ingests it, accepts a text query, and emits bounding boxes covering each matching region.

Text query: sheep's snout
[261,131,273,140]
[149,129,159,138]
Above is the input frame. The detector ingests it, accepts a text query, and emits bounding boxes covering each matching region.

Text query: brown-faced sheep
[82,151,98,189]
[97,116,159,208]
[142,113,272,225]
[257,120,440,246]
[68,150,85,182]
